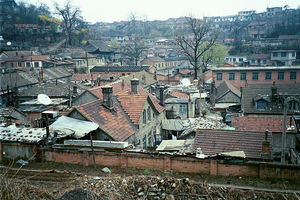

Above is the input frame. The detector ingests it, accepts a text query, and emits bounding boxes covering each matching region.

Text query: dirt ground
[1,160,300,200]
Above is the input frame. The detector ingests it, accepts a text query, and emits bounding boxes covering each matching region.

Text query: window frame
[265,72,272,80]
[256,99,267,110]
[179,104,187,115]
[278,72,284,80]
[290,71,296,80]
[216,72,223,81]
[229,72,235,80]
[252,72,259,80]
[240,72,247,80]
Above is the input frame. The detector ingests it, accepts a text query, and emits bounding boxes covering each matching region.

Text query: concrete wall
[43,149,300,181]
[0,143,37,160]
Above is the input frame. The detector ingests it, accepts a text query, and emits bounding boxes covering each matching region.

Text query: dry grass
[0,161,54,200]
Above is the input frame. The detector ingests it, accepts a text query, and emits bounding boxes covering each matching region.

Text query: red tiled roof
[180,69,193,75]
[193,129,272,159]
[88,81,164,126]
[25,55,50,61]
[170,90,189,99]
[117,87,165,125]
[232,116,296,133]
[75,99,135,141]
[89,81,131,100]
[72,73,92,81]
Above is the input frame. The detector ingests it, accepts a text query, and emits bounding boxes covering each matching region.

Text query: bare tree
[55,0,82,46]
[176,17,217,82]
[121,35,146,66]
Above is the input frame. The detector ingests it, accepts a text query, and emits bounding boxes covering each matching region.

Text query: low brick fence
[43,149,300,181]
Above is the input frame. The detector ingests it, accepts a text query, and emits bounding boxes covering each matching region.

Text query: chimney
[159,85,165,106]
[130,78,139,94]
[101,85,113,109]
[262,129,271,156]
[38,69,43,86]
[73,86,78,95]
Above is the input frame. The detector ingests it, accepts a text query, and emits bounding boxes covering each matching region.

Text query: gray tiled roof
[216,80,241,100]
[242,84,300,115]
[193,129,272,159]
[90,66,149,72]
[18,82,85,97]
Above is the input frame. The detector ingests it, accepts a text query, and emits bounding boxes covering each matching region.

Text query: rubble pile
[80,175,298,200]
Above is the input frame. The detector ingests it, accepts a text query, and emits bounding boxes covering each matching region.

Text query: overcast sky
[19,0,300,23]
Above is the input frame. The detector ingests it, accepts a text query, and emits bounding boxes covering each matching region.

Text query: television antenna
[37,94,52,105]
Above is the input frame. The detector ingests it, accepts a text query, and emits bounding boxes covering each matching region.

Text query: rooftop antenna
[37,94,52,141]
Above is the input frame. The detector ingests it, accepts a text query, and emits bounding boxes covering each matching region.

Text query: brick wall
[42,149,300,180]
[212,70,300,89]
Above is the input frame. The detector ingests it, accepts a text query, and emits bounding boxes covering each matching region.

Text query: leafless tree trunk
[176,17,217,83]
[121,35,146,66]
[55,0,81,47]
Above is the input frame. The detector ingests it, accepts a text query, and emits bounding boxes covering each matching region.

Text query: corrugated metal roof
[50,116,99,138]
[0,125,46,143]
[156,139,194,153]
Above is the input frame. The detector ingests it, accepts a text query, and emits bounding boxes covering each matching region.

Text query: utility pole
[281,97,288,164]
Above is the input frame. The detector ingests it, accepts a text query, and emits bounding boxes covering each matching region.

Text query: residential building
[241,83,300,117]
[270,50,297,66]
[212,80,241,105]
[69,79,165,148]
[224,55,247,66]
[210,66,300,89]
[232,116,298,161]
[248,21,267,39]
[248,54,271,66]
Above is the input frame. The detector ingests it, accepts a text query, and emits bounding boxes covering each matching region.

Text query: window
[225,58,229,62]
[240,72,247,80]
[292,52,296,57]
[290,72,296,80]
[278,72,284,80]
[251,59,255,64]
[263,60,267,65]
[18,62,22,67]
[26,62,30,68]
[148,131,152,146]
[289,101,299,112]
[265,72,272,80]
[1,62,6,68]
[252,72,259,80]
[233,58,236,62]
[179,104,186,115]
[10,63,14,68]
[216,73,222,80]
[229,72,235,80]
[143,110,146,124]
[281,52,287,57]
[239,58,243,62]
[147,106,151,121]
[256,99,267,110]
[34,62,39,67]
[273,52,278,57]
